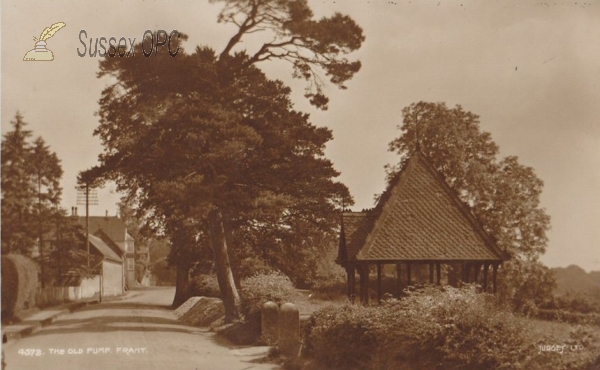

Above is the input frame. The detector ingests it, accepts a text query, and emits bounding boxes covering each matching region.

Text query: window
[127,259,135,271]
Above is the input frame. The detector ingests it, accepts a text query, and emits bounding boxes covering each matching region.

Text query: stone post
[261,301,279,345]
[279,303,300,357]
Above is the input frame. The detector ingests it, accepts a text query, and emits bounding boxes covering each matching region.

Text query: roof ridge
[356,152,419,260]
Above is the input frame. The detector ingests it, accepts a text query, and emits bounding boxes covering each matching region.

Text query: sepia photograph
[1,0,599,369]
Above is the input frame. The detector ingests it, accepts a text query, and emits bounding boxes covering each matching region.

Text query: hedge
[535,308,600,326]
[302,285,600,370]
[1,254,39,320]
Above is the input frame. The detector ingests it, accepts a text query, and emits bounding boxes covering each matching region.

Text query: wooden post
[358,267,365,304]
[474,264,481,285]
[483,263,489,292]
[347,266,356,303]
[436,263,441,285]
[395,262,402,297]
[406,263,412,287]
[492,264,498,294]
[350,267,356,303]
[377,264,382,304]
[359,265,369,305]
[429,263,434,284]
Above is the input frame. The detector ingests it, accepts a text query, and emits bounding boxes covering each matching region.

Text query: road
[3,287,279,370]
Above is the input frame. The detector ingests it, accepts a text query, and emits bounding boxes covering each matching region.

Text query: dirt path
[3,287,278,370]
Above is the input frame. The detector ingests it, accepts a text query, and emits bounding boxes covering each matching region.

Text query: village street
[3,287,278,370]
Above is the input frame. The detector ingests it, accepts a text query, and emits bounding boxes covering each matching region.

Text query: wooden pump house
[337,150,507,304]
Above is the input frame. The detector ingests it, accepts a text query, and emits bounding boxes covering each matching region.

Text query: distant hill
[552,265,600,297]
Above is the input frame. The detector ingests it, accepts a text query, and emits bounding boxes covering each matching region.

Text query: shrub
[150,258,176,286]
[230,271,298,344]
[1,255,39,321]
[303,285,539,370]
[535,308,600,326]
[240,270,298,319]
[188,274,221,298]
[309,274,347,301]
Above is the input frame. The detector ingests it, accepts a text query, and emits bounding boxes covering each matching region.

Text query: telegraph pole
[76,184,98,267]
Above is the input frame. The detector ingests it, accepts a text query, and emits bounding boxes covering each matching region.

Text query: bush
[188,274,221,298]
[535,308,600,326]
[556,293,600,314]
[150,258,176,286]
[309,273,347,301]
[229,271,298,344]
[1,254,39,321]
[241,270,298,319]
[303,285,540,370]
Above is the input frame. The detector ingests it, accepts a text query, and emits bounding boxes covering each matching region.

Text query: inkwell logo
[23,22,66,61]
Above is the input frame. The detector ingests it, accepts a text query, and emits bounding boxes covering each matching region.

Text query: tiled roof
[78,216,128,243]
[339,212,376,262]
[94,229,126,256]
[88,234,122,262]
[344,151,503,262]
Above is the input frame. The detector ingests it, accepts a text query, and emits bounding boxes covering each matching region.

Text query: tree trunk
[172,260,191,307]
[222,217,242,289]
[208,208,240,323]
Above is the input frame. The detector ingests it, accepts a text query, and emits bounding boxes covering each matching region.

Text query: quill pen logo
[23,22,66,61]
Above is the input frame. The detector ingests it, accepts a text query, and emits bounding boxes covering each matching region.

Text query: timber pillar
[358,265,369,305]
[492,263,499,294]
[483,263,490,292]
[346,266,356,303]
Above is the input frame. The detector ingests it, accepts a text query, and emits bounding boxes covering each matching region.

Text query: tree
[85,0,362,319]
[2,113,36,255]
[2,112,88,287]
[31,137,63,287]
[388,101,553,309]
[213,0,364,109]
[47,209,92,282]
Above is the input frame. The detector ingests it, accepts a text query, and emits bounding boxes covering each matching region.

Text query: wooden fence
[36,276,100,307]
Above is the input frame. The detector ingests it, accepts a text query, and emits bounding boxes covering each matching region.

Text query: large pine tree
[84,0,364,318]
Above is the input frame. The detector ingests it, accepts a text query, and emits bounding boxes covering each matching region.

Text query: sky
[1,0,599,271]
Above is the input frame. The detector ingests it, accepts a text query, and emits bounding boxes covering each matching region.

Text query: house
[88,234,124,297]
[337,150,507,304]
[77,214,136,288]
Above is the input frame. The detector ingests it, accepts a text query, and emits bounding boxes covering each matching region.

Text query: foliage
[84,0,363,313]
[1,255,39,320]
[388,102,553,310]
[2,113,37,255]
[545,291,600,315]
[189,274,222,298]
[303,286,544,370]
[533,309,600,326]
[2,113,91,287]
[150,258,176,286]
[212,0,364,110]
[135,260,147,283]
[45,211,92,281]
[2,114,63,256]
[85,20,357,310]
[240,271,298,320]
[309,271,347,301]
